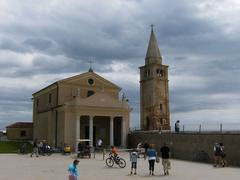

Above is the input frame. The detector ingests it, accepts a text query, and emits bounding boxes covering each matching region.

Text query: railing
[130,122,240,134]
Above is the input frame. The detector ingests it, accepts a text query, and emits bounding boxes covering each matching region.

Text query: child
[111,145,118,157]
[130,149,138,175]
[68,159,79,180]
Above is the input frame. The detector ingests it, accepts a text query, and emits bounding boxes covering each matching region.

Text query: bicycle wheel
[105,157,114,167]
[118,158,126,168]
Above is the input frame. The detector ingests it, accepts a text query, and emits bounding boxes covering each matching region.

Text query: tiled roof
[6,122,33,128]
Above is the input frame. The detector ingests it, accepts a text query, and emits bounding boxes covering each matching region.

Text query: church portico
[74,114,126,150]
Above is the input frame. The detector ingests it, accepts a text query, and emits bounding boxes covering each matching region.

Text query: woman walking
[146,144,157,175]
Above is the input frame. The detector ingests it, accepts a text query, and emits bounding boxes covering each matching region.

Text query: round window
[88,78,94,85]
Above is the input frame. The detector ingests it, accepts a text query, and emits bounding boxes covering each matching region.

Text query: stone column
[89,116,94,147]
[110,116,114,146]
[75,114,80,152]
[121,117,126,147]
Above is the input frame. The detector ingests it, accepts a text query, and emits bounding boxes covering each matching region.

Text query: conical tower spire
[145,25,162,65]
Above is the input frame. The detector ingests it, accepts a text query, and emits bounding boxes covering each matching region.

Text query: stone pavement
[0,152,239,180]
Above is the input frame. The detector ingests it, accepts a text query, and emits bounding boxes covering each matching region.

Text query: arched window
[163,119,167,124]
[156,69,164,77]
[144,69,151,77]
[147,69,150,76]
[160,118,163,124]
[160,70,164,77]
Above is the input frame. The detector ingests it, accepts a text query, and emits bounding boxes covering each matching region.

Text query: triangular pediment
[58,71,121,90]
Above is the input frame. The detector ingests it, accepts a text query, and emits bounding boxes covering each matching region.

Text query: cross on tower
[150,24,154,29]
[88,60,93,69]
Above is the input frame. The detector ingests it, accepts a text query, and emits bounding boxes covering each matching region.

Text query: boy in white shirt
[130,149,138,175]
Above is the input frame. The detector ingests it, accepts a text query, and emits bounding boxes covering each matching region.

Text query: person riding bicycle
[110,146,119,162]
[105,146,126,168]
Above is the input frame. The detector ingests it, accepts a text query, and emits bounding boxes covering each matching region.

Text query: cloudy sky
[0,0,240,130]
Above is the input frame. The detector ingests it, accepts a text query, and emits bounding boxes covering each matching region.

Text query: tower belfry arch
[139,27,170,131]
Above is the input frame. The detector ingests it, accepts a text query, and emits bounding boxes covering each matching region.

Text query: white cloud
[100,61,139,88]
[170,75,208,89]
[0,50,33,67]
[196,0,240,37]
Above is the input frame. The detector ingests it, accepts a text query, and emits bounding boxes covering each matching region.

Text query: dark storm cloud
[0,87,32,102]
[0,87,32,128]
[0,0,223,71]
[0,38,30,54]
[24,38,53,51]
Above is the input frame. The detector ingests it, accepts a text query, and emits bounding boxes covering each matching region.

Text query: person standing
[146,144,157,176]
[160,143,171,175]
[219,143,226,167]
[30,139,39,157]
[175,120,180,133]
[213,143,223,167]
[143,142,149,160]
[68,159,79,180]
[96,138,103,149]
[130,149,138,175]
[111,145,118,156]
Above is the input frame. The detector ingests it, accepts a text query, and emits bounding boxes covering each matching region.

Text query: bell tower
[139,26,170,131]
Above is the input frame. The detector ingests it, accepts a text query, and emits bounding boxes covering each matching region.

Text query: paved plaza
[0,152,239,180]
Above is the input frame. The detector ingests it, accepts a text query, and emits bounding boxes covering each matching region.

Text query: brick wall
[128,132,240,166]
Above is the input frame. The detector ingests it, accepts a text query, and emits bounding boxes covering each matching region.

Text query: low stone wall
[128,132,240,166]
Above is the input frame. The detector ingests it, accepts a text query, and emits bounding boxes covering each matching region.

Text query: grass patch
[0,141,33,153]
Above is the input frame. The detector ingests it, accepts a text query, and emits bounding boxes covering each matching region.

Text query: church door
[114,117,122,146]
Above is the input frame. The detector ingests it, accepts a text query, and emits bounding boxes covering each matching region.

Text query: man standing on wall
[175,120,180,133]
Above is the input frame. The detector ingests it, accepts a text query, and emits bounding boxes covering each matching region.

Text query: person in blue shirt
[68,159,79,180]
[146,144,157,176]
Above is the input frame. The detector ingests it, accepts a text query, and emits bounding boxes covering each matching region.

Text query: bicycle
[105,153,126,168]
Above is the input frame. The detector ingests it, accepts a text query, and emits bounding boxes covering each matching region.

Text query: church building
[32,69,131,149]
[139,27,170,131]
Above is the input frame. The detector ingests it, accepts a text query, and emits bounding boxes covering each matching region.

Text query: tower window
[160,104,163,111]
[156,69,164,77]
[147,69,150,76]
[160,118,163,124]
[160,70,164,77]
[163,119,167,124]
[146,117,150,130]
[48,93,52,104]
[144,69,151,77]
[87,90,95,97]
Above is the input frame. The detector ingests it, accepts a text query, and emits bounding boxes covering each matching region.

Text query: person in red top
[111,146,118,157]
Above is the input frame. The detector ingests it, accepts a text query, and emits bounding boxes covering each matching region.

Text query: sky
[0,0,240,131]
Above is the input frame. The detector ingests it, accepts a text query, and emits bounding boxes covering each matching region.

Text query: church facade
[32,70,131,149]
[139,28,170,131]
